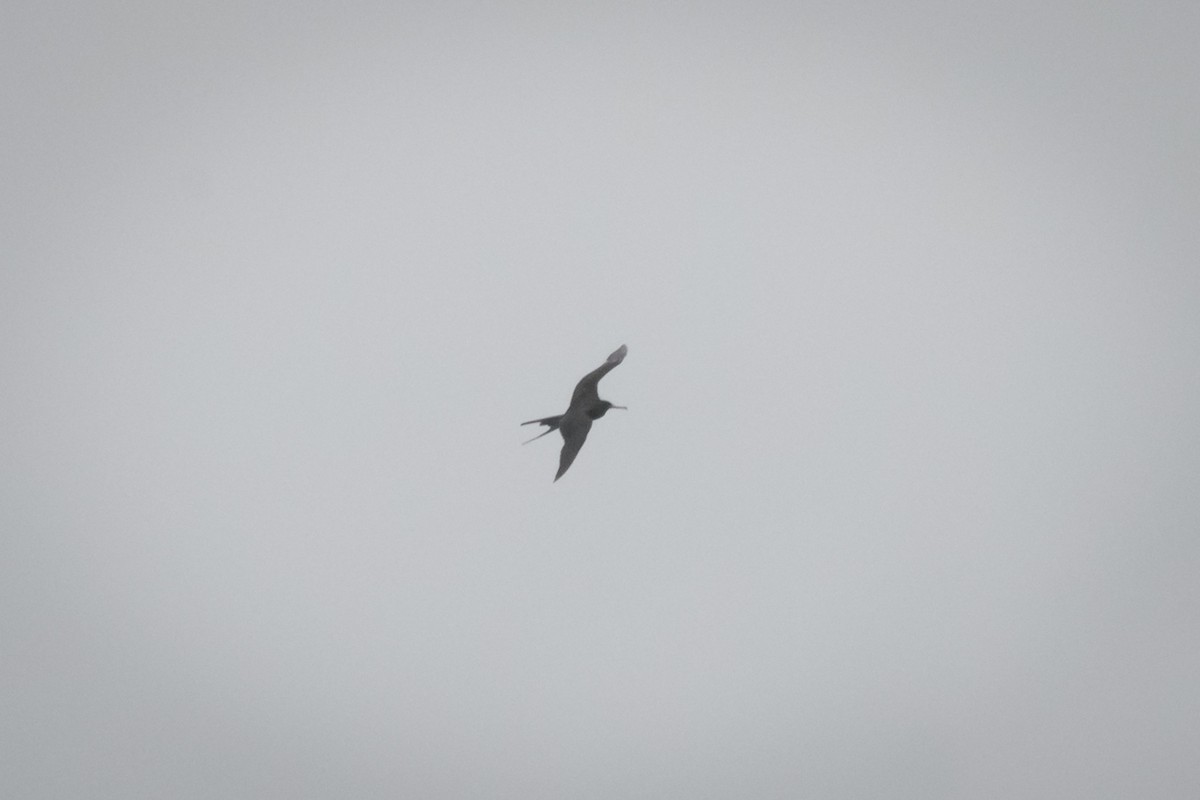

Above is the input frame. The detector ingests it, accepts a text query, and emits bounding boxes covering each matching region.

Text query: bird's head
[588,400,627,419]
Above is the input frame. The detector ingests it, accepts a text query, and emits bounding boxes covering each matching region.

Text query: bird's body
[522,344,627,481]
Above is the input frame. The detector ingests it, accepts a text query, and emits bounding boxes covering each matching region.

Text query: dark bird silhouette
[522,344,628,481]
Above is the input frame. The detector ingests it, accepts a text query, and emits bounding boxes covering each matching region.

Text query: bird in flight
[522,344,628,481]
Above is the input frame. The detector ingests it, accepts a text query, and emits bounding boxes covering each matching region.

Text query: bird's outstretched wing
[555,416,593,481]
[569,344,627,408]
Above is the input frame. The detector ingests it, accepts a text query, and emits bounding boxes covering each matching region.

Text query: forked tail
[520,414,563,444]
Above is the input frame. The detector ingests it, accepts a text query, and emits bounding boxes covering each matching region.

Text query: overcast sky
[3,2,1198,798]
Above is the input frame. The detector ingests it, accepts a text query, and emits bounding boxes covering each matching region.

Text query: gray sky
[3,2,1198,797]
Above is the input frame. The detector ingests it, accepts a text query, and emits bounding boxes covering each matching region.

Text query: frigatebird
[521,344,627,481]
